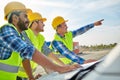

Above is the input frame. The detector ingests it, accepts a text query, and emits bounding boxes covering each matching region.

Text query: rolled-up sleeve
[41,42,52,56]
[16,40,35,60]
[1,26,35,60]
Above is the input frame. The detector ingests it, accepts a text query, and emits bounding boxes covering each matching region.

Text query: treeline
[80,43,117,51]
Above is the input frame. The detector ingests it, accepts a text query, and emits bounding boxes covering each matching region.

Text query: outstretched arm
[72,19,104,38]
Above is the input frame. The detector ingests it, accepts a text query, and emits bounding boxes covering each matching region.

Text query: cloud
[40,1,71,8]
[72,0,120,12]
[25,0,71,8]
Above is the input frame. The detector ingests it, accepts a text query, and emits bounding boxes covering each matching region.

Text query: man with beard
[0,2,80,80]
[51,16,104,65]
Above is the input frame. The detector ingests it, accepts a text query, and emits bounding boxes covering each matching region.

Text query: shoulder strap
[21,31,33,45]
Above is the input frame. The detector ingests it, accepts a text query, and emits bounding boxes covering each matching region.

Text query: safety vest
[53,31,73,64]
[0,24,22,80]
[18,28,45,78]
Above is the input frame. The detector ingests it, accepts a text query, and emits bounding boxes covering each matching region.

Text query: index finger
[100,19,104,21]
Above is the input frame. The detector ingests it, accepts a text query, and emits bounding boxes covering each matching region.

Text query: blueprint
[37,57,104,80]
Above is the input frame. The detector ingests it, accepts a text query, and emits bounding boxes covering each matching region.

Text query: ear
[12,14,19,23]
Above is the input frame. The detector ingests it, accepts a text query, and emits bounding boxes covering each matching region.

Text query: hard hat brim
[4,8,31,20]
[42,18,47,22]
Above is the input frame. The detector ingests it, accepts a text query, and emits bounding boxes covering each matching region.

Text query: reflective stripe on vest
[18,61,38,78]
[0,51,21,80]
[53,31,73,64]
[0,23,22,80]
[0,62,19,73]
[19,66,36,72]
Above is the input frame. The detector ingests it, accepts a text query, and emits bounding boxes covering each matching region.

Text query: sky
[0,0,120,46]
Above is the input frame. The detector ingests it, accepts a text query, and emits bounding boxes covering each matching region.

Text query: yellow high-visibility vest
[53,31,73,64]
[18,28,45,78]
[0,24,22,80]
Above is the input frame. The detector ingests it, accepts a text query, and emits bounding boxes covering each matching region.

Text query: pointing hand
[94,19,104,26]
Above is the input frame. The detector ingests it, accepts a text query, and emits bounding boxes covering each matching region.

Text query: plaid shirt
[0,24,35,60]
[52,23,94,64]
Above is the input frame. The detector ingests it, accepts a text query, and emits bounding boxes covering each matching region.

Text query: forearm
[57,48,85,64]
[32,49,81,73]
[32,49,62,72]
[72,23,94,37]
[22,59,34,79]
[48,52,65,66]
[52,41,82,64]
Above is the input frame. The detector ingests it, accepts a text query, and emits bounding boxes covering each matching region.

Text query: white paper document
[37,58,104,80]
[37,68,82,80]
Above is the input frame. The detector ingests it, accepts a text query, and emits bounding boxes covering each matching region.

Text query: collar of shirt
[56,33,65,39]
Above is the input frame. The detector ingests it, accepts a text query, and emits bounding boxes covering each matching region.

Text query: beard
[64,28,67,33]
[40,28,44,32]
[17,18,29,31]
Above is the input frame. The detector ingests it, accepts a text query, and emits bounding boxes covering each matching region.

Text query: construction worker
[0,2,80,80]
[17,11,67,80]
[51,16,104,65]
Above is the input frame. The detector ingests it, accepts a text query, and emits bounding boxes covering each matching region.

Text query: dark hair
[29,20,39,28]
[8,11,22,23]
[29,22,33,28]
[56,24,61,31]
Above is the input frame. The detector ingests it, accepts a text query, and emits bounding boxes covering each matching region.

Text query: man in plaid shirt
[51,16,104,64]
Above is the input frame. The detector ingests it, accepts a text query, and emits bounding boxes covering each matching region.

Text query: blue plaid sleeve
[0,25,35,60]
[52,40,85,64]
[41,42,52,56]
[72,23,94,38]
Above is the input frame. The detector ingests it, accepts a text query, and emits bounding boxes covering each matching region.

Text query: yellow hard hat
[52,16,68,30]
[28,12,47,22]
[4,1,28,20]
[26,8,33,15]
